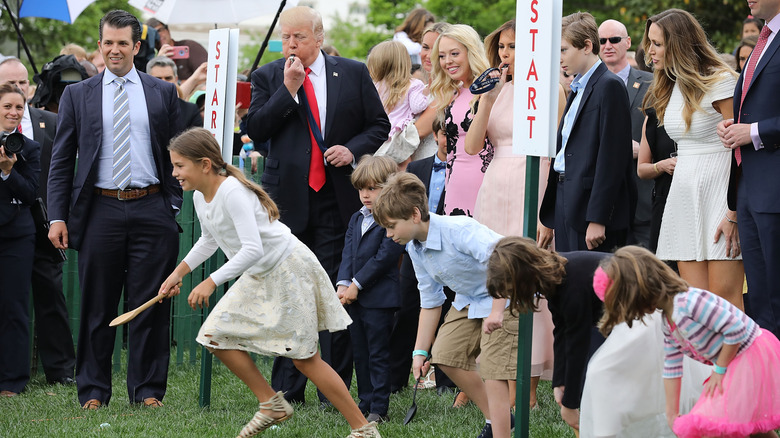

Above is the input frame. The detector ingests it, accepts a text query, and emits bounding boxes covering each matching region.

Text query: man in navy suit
[0,58,76,386]
[540,12,633,253]
[48,10,182,409]
[718,0,780,337]
[247,6,389,404]
[599,19,654,248]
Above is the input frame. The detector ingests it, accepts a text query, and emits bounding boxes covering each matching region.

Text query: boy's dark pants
[348,302,396,416]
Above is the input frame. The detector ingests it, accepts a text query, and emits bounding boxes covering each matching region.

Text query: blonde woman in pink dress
[465,20,565,410]
[430,24,494,217]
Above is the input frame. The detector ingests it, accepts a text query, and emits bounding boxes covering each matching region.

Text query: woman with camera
[0,83,41,397]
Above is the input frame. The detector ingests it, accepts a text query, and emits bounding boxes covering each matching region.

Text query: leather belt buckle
[116,189,140,201]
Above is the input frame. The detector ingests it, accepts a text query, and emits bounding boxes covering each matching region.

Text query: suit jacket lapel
[140,73,165,175]
[84,74,104,167]
[572,64,604,124]
[625,68,642,108]
[746,34,780,95]
[29,108,47,145]
[324,52,340,143]
[556,93,576,152]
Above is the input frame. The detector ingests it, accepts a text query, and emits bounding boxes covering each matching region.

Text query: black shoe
[477,422,492,438]
[436,386,455,396]
[365,413,389,424]
[47,376,76,386]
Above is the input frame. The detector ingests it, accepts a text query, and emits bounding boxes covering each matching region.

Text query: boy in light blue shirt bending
[373,172,516,438]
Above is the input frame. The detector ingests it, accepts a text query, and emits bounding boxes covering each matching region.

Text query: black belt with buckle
[557,173,565,182]
[94,185,160,201]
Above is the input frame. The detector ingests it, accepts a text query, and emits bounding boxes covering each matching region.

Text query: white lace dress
[655,73,739,261]
[184,177,352,360]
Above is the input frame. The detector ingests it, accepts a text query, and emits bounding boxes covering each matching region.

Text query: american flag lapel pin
[333,72,338,77]
[632,82,640,89]
[40,122,46,128]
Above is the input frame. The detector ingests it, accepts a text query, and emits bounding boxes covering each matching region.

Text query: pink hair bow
[592,266,612,302]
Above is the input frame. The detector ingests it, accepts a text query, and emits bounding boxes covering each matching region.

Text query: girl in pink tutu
[597,246,780,438]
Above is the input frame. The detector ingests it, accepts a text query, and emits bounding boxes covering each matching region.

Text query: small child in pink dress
[367,40,429,168]
[597,246,780,438]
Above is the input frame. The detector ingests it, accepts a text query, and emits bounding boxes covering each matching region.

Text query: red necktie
[304,67,326,191]
[736,25,772,165]
[17,124,22,134]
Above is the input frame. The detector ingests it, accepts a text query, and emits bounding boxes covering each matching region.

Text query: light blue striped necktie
[112,76,131,190]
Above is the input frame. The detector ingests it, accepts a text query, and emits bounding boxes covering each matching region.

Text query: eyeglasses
[599,36,626,45]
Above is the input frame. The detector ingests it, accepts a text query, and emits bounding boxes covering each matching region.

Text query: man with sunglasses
[599,19,654,249]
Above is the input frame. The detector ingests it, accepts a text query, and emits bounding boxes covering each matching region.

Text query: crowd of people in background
[2,2,780,438]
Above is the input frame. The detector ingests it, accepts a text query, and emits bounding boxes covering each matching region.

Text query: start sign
[514,0,563,157]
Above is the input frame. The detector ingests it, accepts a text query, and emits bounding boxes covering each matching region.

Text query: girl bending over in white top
[159,128,381,438]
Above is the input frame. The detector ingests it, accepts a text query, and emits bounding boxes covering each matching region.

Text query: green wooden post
[516,156,540,438]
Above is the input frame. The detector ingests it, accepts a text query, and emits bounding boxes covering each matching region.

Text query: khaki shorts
[430,306,519,381]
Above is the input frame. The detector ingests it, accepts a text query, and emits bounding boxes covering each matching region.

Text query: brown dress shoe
[143,397,163,407]
[82,399,102,410]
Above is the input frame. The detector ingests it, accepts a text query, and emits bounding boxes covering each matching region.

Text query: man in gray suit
[599,19,653,247]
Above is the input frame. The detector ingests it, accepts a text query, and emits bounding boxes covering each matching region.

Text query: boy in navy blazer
[540,12,634,253]
[336,155,404,423]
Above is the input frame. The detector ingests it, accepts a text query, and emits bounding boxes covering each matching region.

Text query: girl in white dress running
[159,128,380,438]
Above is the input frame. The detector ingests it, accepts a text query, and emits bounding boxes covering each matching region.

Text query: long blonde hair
[367,41,412,114]
[168,128,280,221]
[641,9,737,130]
[429,24,490,113]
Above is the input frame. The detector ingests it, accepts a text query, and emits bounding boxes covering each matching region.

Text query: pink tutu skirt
[673,329,780,438]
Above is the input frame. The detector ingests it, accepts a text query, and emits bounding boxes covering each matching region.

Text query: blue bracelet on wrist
[412,349,429,359]
[713,364,727,375]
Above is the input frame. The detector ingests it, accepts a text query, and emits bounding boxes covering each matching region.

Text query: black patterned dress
[442,87,493,216]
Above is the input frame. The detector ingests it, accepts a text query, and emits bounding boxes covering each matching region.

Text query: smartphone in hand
[169,46,190,59]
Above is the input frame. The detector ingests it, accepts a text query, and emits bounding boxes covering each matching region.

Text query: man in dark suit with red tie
[246,6,389,405]
[48,10,182,409]
[718,0,780,337]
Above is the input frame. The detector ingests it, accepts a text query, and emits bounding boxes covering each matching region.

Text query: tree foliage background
[1,0,754,77]
[1,0,137,74]
[362,0,751,58]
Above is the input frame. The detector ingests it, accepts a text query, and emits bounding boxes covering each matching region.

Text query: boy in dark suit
[540,12,633,253]
[336,155,404,423]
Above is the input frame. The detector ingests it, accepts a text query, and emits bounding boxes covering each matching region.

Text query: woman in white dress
[643,9,744,309]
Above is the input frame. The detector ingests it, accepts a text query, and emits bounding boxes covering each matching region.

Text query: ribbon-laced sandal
[347,421,381,438]
[236,391,294,437]
[469,67,500,95]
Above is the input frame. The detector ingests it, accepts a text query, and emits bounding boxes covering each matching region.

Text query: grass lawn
[1,352,575,438]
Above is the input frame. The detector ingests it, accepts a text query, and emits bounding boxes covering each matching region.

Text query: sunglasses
[599,36,626,45]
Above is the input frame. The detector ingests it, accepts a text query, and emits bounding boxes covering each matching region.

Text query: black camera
[0,132,24,156]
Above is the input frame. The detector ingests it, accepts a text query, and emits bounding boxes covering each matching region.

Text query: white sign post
[514,0,562,158]
[513,2,563,437]
[204,28,240,163]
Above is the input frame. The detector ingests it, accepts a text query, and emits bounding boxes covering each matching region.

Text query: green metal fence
[32,156,264,382]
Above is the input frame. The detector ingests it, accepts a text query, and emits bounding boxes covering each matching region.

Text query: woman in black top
[637,108,677,253]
